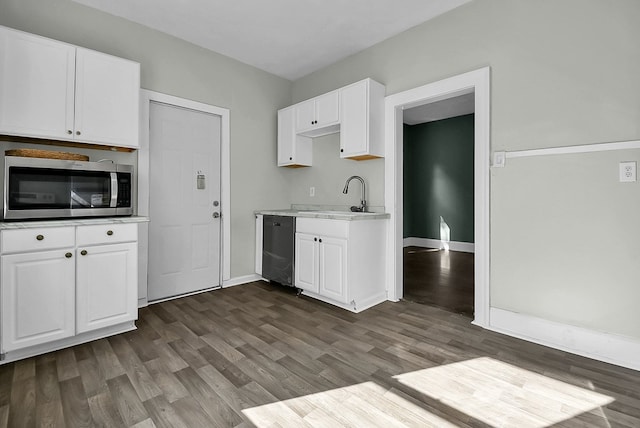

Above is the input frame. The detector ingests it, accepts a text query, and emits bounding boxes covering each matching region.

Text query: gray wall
[292,0,640,340]
[404,115,474,243]
[0,0,293,278]
[285,133,385,209]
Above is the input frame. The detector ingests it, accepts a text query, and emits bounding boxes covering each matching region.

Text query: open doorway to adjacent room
[402,94,475,317]
[384,67,490,327]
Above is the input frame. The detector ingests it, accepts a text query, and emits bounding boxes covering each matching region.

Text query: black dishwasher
[262,215,295,287]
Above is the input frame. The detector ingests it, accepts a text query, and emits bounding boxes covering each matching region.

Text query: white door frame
[384,67,491,328]
[138,90,231,299]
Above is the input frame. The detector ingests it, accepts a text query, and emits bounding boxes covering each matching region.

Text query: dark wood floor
[403,246,474,317]
[1,281,639,427]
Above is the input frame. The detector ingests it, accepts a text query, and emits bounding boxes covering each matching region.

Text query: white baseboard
[223,274,264,288]
[403,237,475,253]
[489,307,640,372]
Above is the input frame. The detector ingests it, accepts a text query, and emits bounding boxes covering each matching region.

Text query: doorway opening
[402,96,475,316]
[384,67,490,327]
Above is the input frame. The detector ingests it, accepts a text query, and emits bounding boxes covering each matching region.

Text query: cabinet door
[318,237,348,303]
[314,91,339,127]
[76,242,137,334]
[0,27,75,140]
[278,107,296,165]
[278,106,312,167]
[340,80,368,158]
[1,249,75,353]
[74,48,140,148]
[295,99,316,132]
[295,233,319,293]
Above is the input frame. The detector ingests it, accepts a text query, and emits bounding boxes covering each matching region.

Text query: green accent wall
[403,114,474,243]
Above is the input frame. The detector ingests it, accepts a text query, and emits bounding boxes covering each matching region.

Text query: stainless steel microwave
[2,156,133,220]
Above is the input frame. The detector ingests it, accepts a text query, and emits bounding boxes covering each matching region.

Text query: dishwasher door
[262,215,295,287]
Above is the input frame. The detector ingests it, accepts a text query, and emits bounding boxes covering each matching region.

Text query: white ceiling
[403,93,475,125]
[72,0,471,81]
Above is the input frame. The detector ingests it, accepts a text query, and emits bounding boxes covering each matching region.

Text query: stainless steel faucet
[343,176,367,212]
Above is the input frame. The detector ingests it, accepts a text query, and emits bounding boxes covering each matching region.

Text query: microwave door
[70,190,91,207]
[70,171,112,210]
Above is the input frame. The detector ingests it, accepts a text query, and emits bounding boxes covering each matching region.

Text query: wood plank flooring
[404,246,474,317]
[1,281,639,427]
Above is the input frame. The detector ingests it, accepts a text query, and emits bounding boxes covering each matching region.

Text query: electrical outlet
[309,186,315,197]
[619,161,636,182]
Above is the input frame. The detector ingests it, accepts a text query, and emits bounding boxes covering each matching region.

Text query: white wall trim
[403,237,475,253]
[139,90,232,299]
[505,139,640,160]
[223,274,265,288]
[489,308,640,372]
[385,67,491,328]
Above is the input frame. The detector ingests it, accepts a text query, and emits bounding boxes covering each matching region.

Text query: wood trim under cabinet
[0,134,136,153]
[344,154,382,161]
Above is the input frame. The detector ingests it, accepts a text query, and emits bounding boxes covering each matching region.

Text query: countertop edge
[254,210,390,221]
[0,216,150,230]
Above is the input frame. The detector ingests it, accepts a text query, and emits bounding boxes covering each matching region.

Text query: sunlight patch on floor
[242,381,457,427]
[394,357,614,427]
[242,357,613,427]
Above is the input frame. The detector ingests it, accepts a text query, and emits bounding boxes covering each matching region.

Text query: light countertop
[255,206,389,221]
[0,216,149,230]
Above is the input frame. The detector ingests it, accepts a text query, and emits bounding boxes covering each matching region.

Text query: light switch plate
[619,161,636,182]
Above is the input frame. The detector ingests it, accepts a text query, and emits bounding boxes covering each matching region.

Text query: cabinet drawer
[1,227,75,253]
[76,223,137,246]
[296,218,349,238]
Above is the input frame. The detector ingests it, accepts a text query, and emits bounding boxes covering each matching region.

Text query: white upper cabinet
[277,78,385,167]
[0,27,76,141]
[295,90,340,137]
[340,78,385,160]
[278,105,312,167]
[0,26,140,148]
[74,48,140,148]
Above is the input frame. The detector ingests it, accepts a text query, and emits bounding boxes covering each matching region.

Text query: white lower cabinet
[295,232,320,294]
[76,242,137,334]
[1,248,76,352]
[295,217,386,312]
[0,223,138,360]
[317,236,347,303]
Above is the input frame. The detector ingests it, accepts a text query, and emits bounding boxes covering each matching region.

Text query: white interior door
[148,101,222,301]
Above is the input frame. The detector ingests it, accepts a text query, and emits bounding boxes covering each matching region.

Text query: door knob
[212,212,220,218]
